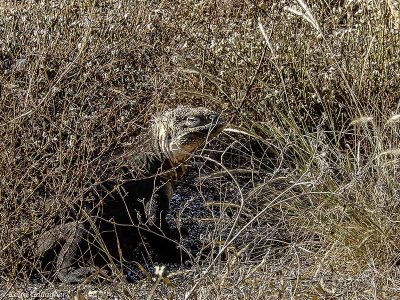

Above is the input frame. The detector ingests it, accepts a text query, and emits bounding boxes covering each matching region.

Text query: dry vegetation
[1,0,400,299]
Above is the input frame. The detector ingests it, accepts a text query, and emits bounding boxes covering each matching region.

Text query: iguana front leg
[35,221,97,283]
[55,221,99,283]
[144,182,190,263]
[35,222,78,256]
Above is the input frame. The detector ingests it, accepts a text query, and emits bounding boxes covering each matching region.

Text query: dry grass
[1,0,400,299]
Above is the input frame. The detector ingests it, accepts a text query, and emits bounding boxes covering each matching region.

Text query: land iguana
[34,105,225,283]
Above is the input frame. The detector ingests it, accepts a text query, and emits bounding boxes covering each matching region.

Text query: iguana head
[154,106,225,165]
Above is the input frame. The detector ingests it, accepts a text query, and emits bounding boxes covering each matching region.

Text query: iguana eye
[185,116,201,127]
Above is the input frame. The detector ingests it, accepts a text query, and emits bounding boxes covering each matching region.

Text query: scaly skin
[35,106,225,283]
